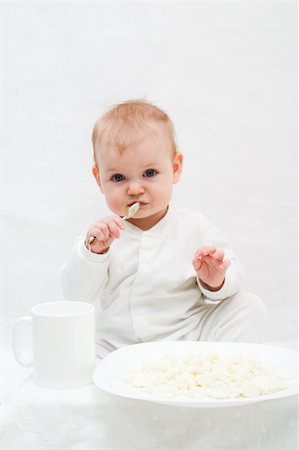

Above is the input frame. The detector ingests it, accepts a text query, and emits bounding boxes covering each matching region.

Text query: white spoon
[87,202,140,249]
[121,201,140,220]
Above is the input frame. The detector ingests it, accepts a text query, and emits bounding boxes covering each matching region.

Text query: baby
[61,100,268,358]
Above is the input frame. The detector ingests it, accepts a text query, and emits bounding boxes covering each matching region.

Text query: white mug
[12,301,95,389]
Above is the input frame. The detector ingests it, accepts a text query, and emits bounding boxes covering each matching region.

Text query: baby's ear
[173,153,183,184]
[92,165,104,192]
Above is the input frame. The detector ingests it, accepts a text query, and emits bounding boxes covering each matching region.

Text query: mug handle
[12,316,33,367]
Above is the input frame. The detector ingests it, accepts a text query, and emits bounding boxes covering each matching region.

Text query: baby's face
[94,132,182,229]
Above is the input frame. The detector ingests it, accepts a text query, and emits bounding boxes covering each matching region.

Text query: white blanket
[1,374,297,450]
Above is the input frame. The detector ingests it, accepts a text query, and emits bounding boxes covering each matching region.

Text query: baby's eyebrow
[105,168,122,173]
[105,163,159,172]
[139,162,162,170]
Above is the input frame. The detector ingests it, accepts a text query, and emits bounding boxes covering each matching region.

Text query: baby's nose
[127,181,145,196]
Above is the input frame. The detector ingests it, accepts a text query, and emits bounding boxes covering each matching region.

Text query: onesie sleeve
[60,235,110,304]
[194,213,246,301]
[197,266,243,301]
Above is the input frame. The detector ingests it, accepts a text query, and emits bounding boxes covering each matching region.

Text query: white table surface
[0,365,298,450]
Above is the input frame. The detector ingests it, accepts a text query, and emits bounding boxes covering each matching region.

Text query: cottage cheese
[123,352,290,399]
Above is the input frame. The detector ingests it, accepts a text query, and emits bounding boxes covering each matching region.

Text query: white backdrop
[1,1,297,393]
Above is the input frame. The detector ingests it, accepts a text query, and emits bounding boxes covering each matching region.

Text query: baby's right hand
[85,216,125,254]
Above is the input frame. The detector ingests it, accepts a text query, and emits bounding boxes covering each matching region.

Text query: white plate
[93,341,297,408]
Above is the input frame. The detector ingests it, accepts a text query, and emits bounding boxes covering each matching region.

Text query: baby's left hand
[192,246,231,291]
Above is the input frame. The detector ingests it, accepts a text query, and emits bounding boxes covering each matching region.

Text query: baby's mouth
[128,201,148,207]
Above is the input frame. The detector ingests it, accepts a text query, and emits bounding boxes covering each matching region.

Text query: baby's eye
[111,173,125,182]
[143,169,157,178]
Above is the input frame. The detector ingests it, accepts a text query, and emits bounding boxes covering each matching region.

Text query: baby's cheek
[105,193,123,214]
[157,185,173,205]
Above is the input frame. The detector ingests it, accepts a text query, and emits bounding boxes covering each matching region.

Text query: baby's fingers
[202,255,230,272]
[192,255,203,271]
[195,247,225,261]
[219,259,231,271]
[194,246,217,259]
[105,216,126,230]
[92,223,110,241]
[100,216,125,239]
[212,249,225,261]
[86,215,126,251]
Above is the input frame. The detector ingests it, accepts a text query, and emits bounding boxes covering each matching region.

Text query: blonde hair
[92,99,177,162]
